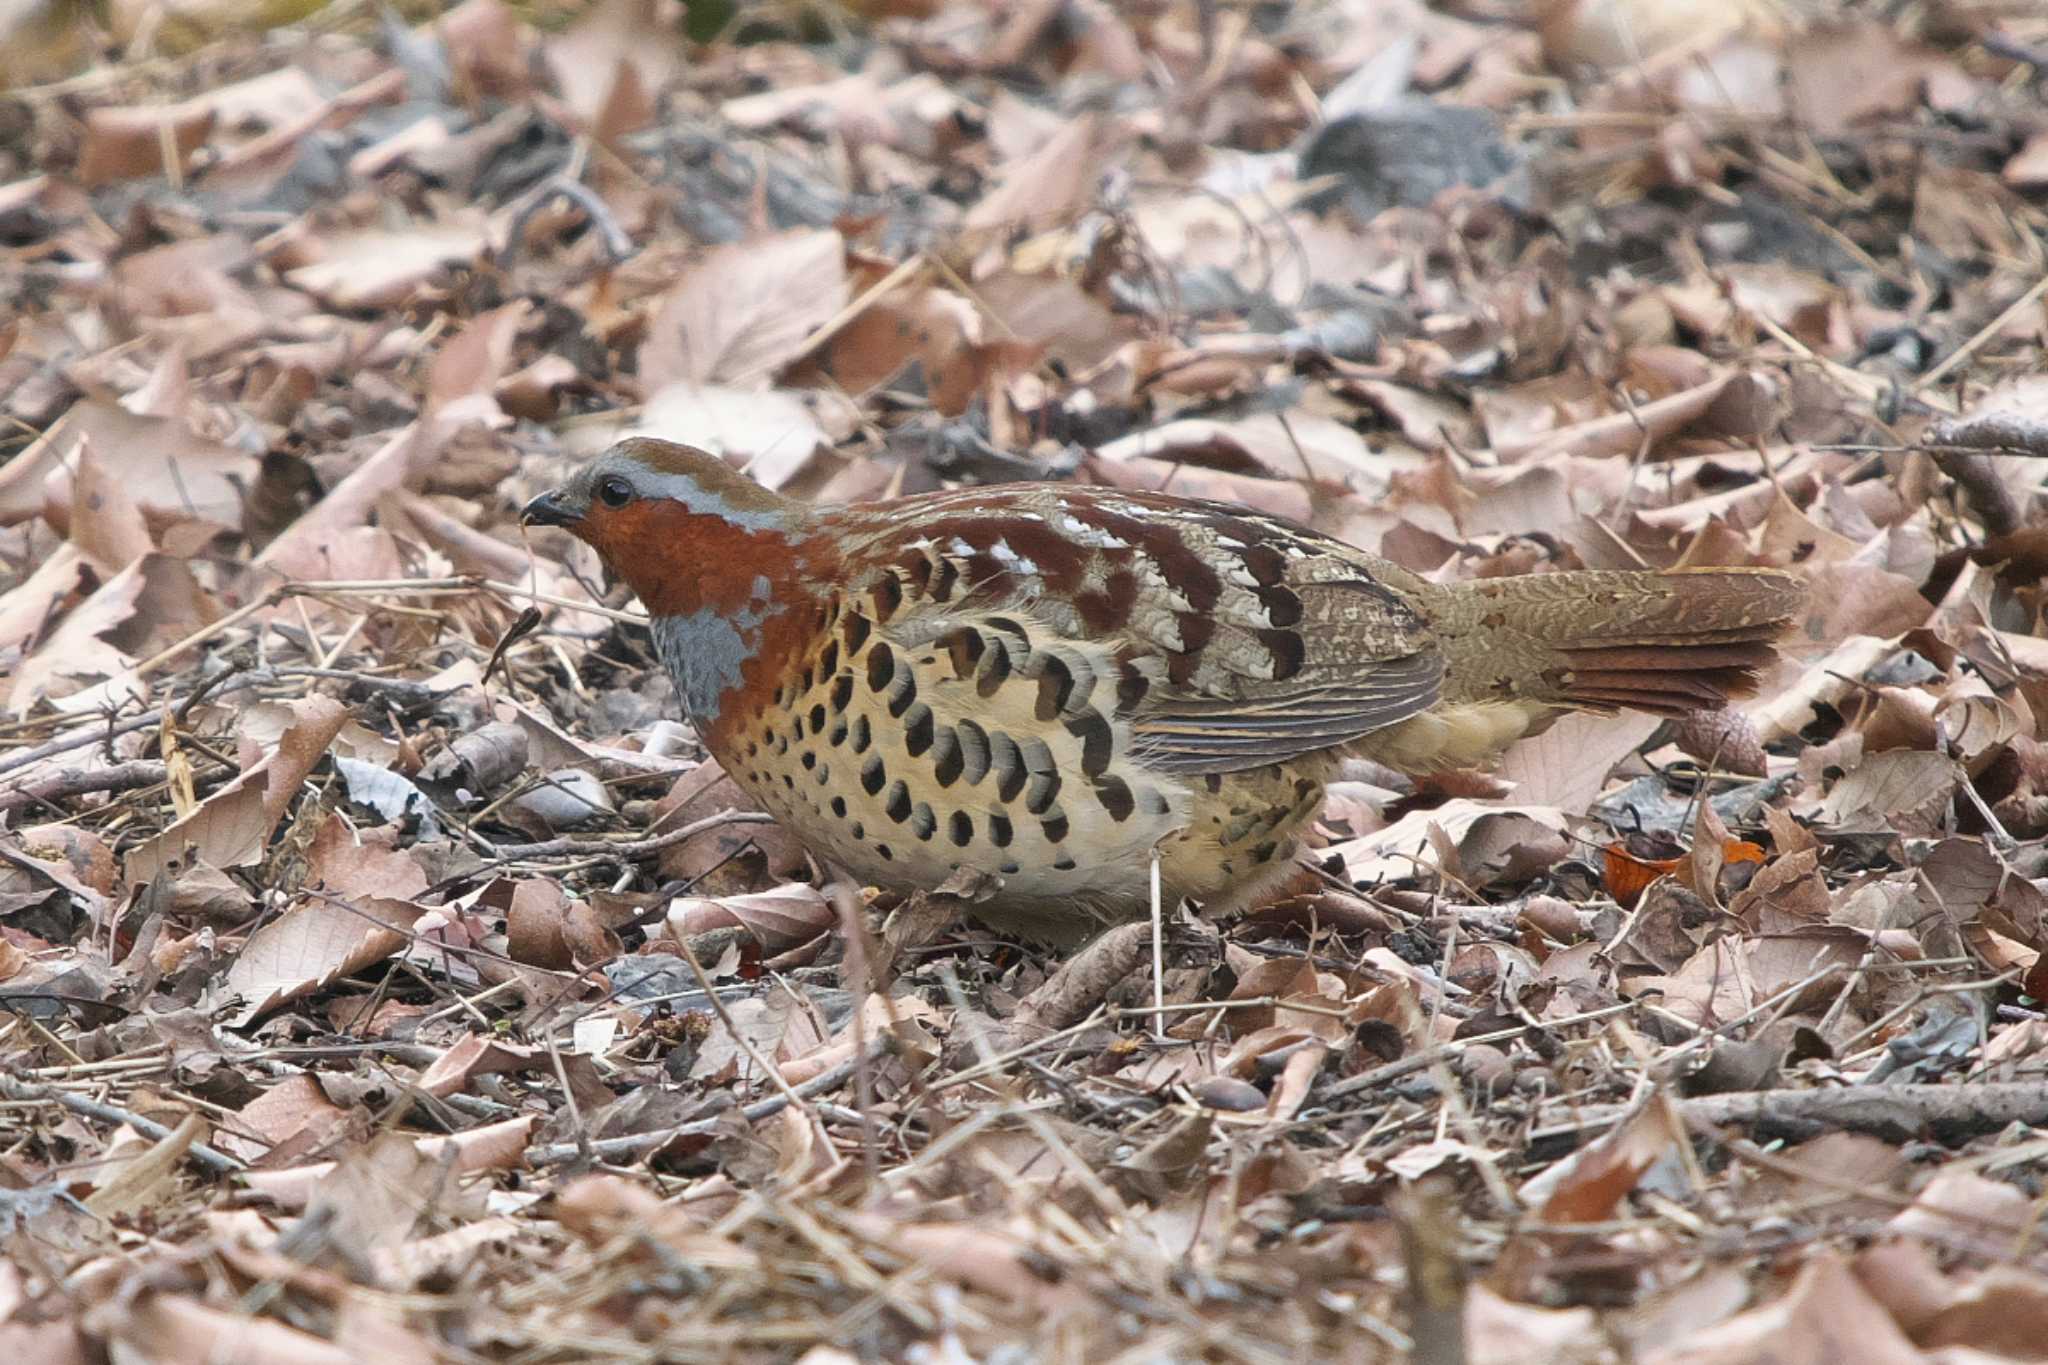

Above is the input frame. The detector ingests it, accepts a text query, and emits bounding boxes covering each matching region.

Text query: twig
[1916,272,2048,394]
[486,809,778,862]
[1319,1001,1637,1101]
[0,1072,244,1175]
[0,759,174,816]
[1536,1080,2048,1146]
[524,1040,888,1166]
[673,936,811,1112]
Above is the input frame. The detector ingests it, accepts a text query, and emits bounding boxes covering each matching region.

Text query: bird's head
[522,437,804,619]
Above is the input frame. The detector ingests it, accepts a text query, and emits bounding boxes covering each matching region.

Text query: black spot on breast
[815,761,830,784]
[1205,774,1224,793]
[850,714,872,753]
[887,672,917,718]
[875,843,893,860]
[956,720,991,784]
[1139,786,1171,816]
[910,801,936,840]
[1019,738,1058,810]
[1035,655,1075,721]
[999,860,1021,875]
[801,751,816,770]
[828,718,848,746]
[866,642,895,692]
[861,755,886,795]
[874,575,903,622]
[809,703,827,733]
[851,820,865,839]
[799,664,814,693]
[774,734,790,755]
[930,727,963,786]
[930,557,960,602]
[1041,813,1070,844]
[949,811,973,847]
[885,781,913,823]
[1258,628,1306,682]
[904,703,935,756]
[1093,775,1135,822]
[1052,854,1077,872]
[1116,664,1149,713]
[791,714,805,740]
[782,774,794,789]
[818,640,839,678]
[988,812,1013,847]
[990,731,1026,802]
[944,627,985,679]
[1065,712,1113,778]
[1025,768,1061,816]
[830,674,854,713]
[842,613,872,653]
[831,795,847,817]
[977,639,1012,698]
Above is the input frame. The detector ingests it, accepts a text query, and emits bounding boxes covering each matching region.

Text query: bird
[524,437,1804,943]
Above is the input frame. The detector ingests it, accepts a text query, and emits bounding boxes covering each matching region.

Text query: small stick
[1149,850,1166,1041]
[524,1042,887,1166]
[0,1073,243,1175]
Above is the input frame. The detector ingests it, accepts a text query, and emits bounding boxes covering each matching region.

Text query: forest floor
[5,1,2048,1360]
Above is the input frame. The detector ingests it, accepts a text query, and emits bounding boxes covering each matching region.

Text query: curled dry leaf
[664,883,835,954]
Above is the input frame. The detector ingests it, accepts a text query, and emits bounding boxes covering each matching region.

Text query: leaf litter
[4,0,2048,1360]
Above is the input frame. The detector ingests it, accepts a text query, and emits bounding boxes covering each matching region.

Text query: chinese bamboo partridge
[525,438,1803,942]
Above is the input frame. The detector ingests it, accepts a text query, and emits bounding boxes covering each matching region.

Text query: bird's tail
[1426,568,1806,716]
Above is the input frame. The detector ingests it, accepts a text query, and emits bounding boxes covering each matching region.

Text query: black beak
[521,490,576,527]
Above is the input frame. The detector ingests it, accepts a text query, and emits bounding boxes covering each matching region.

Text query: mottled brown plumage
[525,438,1804,941]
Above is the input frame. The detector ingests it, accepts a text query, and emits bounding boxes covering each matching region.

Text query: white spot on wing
[1053,512,1131,550]
[989,538,1040,575]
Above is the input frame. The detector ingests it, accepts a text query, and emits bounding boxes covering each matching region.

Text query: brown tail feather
[1428,567,1805,717]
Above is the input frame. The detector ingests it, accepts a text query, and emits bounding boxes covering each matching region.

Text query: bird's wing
[814,483,1448,776]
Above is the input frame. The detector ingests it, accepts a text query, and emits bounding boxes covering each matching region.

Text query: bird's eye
[596,476,634,508]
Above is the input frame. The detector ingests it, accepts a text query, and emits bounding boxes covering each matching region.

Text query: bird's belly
[741,747,1185,904]
[725,731,1330,940]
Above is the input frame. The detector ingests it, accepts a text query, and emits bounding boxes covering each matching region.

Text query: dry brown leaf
[1524,1095,1682,1224]
[639,229,849,390]
[1640,1252,1919,1365]
[76,100,215,187]
[284,220,492,312]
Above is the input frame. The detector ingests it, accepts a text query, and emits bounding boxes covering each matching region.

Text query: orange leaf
[1602,841,1682,908]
